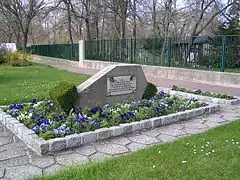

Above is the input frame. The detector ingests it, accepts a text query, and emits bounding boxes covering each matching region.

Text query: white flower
[212,150,215,153]
[194,152,197,154]
[232,142,235,144]
[226,140,229,142]
[207,142,210,144]
[236,142,239,144]
[201,149,204,152]
[231,139,234,142]
[201,146,204,148]
[182,161,187,164]
[186,143,189,145]
[205,144,208,147]
[153,165,156,168]
[158,151,161,154]
[206,153,209,155]
[193,145,196,148]
[4,98,6,101]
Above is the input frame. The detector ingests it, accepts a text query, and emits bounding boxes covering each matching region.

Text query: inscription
[107,76,136,96]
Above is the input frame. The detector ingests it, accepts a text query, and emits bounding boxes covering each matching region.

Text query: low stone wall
[79,59,240,88]
[32,55,240,88]
[0,104,220,155]
[159,87,240,105]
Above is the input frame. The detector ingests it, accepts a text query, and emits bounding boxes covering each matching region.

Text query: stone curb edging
[0,104,220,155]
[158,88,240,105]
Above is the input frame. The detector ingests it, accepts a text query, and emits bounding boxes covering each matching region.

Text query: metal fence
[26,43,79,61]
[26,35,240,72]
[85,35,240,72]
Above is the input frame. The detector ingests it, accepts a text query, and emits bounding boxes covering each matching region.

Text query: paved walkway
[0,104,240,180]
[32,59,240,96]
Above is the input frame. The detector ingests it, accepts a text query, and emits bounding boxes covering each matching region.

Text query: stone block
[95,128,113,140]
[141,119,152,129]
[31,135,49,154]
[194,108,203,116]
[131,122,143,131]
[5,117,20,130]
[1,114,12,125]
[177,112,187,121]
[66,134,83,148]
[186,110,195,119]
[120,123,133,134]
[13,123,25,134]
[151,117,162,127]
[49,138,66,152]
[82,131,97,144]
[109,126,123,137]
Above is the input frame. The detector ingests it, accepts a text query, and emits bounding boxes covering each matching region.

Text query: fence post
[220,36,226,72]
[167,37,172,67]
[79,40,85,67]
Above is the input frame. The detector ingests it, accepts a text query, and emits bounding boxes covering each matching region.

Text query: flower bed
[172,85,235,100]
[0,92,220,154]
[162,86,240,105]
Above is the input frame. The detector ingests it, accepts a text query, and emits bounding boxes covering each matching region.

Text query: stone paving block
[5,118,20,130]
[0,155,29,168]
[95,143,129,155]
[82,131,97,144]
[109,137,131,146]
[120,123,133,134]
[95,128,112,140]
[127,142,147,152]
[0,167,5,178]
[141,129,161,137]
[75,145,97,156]
[49,138,66,152]
[56,153,89,165]
[158,128,186,137]
[157,134,178,143]
[128,135,159,145]
[90,152,112,162]
[183,128,204,135]
[5,164,42,180]
[31,155,55,169]
[66,134,83,148]
[109,126,123,137]
[43,164,62,175]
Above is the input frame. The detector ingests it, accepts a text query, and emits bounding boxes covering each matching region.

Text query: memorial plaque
[75,64,147,108]
[107,76,136,96]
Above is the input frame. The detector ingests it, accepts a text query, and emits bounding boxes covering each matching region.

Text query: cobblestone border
[0,104,220,155]
[158,88,240,105]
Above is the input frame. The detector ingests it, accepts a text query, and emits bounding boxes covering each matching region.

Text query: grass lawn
[0,64,89,105]
[38,121,240,180]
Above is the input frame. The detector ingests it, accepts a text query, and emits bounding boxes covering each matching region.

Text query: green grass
[0,64,89,105]
[38,121,240,180]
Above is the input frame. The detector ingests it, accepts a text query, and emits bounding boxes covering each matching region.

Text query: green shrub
[3,51,32,66]
[142,82,158,100]
[49,81,78,112]
[0,48,7,64]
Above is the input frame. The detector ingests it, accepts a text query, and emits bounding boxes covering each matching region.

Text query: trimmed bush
[142,82,158,100]
[49,81,78,112]
[3,51,32,66]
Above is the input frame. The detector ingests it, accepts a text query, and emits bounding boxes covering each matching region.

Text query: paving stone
[127,142,147,152]
[0,145,26,161]
[183,122,208,129]
[0,167,5,178]
[204,121,220,128]
[90,152,112,162]
[0,127,13,137]
[5,165,42,180]
[0,137,13,146]
[56,153,89,165]
[157,134,178,143]
[158,128,186,137]
[208,117,228,124]
[141,129,161,137]
[128,134,159,145]
[109,137,131,146]
[166,123,184,130]
[95,143,129,155]
[31,155,55,168]
[0,155,29,168]
[75,145,97,156]
[183,128,204,135]
[43,164,62,175]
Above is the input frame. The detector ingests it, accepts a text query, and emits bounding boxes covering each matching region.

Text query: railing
[26,43,79,61]
[26,35,240,72]
[85,35,240,72]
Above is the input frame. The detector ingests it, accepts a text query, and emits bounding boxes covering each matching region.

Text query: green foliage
[143,38,164,54]
[0,47,7,64]
[172,85,234,100]
[142,82,158,100]
[3,51,32,66]
[49,81,78,113]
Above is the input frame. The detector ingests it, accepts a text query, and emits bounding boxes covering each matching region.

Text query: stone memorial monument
[75,64,147,108]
